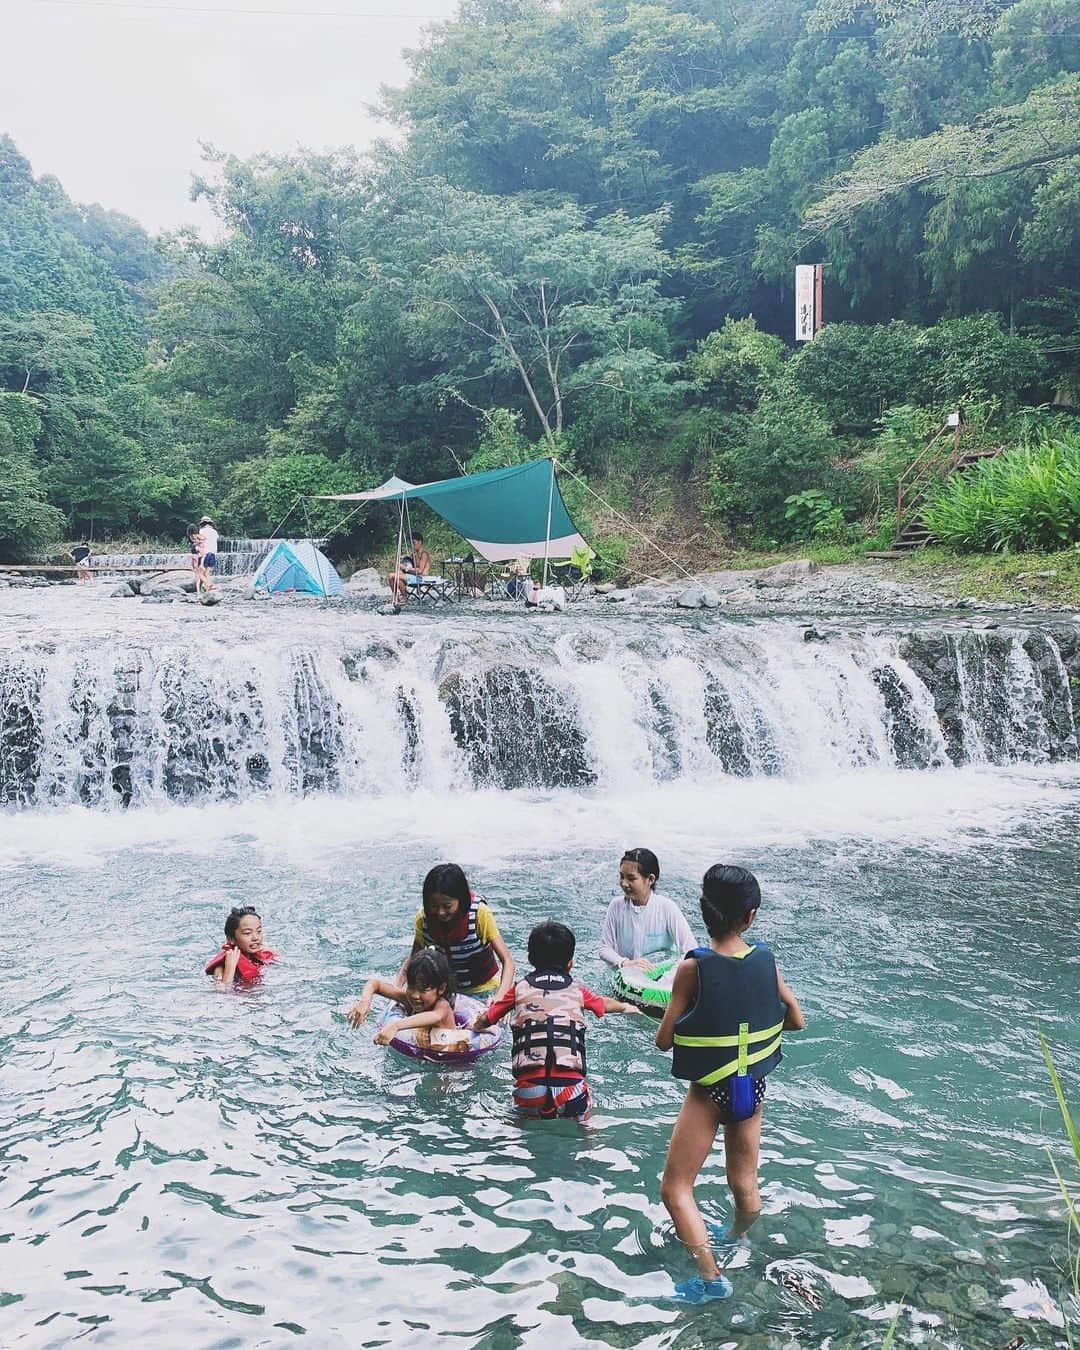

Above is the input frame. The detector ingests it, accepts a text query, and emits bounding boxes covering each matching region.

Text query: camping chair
[548,543,595,602]
[410,573,455,605]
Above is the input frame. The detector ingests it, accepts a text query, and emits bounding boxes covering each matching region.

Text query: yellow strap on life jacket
[673,1018,785,1050]
[693,1032,784,1086]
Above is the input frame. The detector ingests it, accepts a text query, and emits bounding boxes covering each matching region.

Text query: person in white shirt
[599,848,697,970]
[198,515,219,591]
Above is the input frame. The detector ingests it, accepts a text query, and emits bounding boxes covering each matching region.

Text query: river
[0,587,1077,1347]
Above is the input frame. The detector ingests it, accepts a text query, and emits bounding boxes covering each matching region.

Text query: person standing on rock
[69,542,93,583]
[186,524,205,595]
[198,515,219,593]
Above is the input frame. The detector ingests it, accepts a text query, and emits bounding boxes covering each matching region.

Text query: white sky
[2,0,462,235]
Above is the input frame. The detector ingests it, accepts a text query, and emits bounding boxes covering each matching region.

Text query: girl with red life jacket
[396,863,515,1001]
[347,949,460,1050]
[655,866,805,1305]
[472,920,639,1120]
[205,906,276,985]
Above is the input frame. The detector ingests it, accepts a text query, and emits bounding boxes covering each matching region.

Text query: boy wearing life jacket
[472,921,640,1120]
[655,865,805,1304]
[205,906,276,985]
[398,863,515,1001]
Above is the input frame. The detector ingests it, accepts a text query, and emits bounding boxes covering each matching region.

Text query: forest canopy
[0,0,1076,558]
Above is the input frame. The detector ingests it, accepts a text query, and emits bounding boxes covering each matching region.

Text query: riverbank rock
[677,585,706,608]
[606,588,633,603]
[346,567,388,598]
[722,588,757,608]
[755,559,818,588]
[200,592,222,607]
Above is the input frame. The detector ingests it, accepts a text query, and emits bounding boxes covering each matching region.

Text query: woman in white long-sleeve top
[599,848,697,972]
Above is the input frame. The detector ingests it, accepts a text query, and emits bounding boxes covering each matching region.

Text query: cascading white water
[1,617,1075,810]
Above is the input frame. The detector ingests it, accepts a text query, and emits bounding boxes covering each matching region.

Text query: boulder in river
[677,585,705,608]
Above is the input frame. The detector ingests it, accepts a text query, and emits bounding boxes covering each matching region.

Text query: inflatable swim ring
[379,994,503,1065]
[612,958,678,1016]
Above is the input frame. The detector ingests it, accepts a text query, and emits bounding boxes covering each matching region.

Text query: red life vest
[421,891,499,991]
[510,971,588,1078]
[205,946,276,985]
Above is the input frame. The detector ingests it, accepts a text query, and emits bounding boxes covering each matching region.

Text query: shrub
[688,317,788,412]
[790,314,1051,432]
[790,321,923,431]
[784,489,838,540]
[713,383,840,530]
[922,430,1080,552]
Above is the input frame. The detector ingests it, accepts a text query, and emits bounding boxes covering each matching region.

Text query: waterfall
[86,538,325,578]
[0,621,1076,810]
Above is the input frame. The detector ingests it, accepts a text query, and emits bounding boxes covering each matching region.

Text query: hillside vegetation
[1,0,1077,560]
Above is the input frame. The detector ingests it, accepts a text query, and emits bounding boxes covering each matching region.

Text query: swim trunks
[203,552,217,569]
[513,1073,591,1120]
[706,1076,766,1124]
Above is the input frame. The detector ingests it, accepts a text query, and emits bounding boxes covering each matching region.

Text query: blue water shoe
[671,1274,734,1304]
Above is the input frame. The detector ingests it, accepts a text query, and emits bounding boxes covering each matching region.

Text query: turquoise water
[1,771,1078,1347]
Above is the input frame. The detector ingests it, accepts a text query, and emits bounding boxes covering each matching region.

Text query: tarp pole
[394,492,406,601]
[542,456,555,588]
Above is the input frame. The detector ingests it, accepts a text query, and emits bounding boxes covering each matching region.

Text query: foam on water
[1,593,1078,1346]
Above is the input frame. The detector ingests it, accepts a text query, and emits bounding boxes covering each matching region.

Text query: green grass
[896,544,1080,607]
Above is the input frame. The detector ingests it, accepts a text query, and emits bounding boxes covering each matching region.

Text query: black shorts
[706,1076,766,1124]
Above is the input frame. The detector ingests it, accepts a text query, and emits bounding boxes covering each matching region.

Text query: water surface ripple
[1,778,1077,1347]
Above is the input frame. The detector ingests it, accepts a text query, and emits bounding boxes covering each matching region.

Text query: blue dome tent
[252,540,343,598]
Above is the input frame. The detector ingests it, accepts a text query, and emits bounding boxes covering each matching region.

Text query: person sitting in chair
[390,532,431,603]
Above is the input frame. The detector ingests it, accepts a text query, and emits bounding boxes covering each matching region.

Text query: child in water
[655,865,804,1303]
[348,949,466,1050]
[205,906,276,984]
[599,848,697,971]
[397,863,515,1001]
[473,921,640,1119]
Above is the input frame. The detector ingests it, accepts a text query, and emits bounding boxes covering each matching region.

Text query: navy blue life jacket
[672,944,785,1086]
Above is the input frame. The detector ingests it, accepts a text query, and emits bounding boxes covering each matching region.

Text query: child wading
[473,921,639,1120]
[655,865,805,1303]
[205,906,276,985]
[599,847,696,972]
[398,863,515,1000]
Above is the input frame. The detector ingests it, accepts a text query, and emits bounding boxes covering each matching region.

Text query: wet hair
[411,531,424,543]
[405,947,455,1002]
[700,865,761,938]
[528,920,575,972]
[621,847,660,884]
[224,905,260,942]
[422,863,472,915]
[186,523,199,538]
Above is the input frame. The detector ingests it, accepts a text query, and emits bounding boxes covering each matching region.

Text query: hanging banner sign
[795,264,816,342]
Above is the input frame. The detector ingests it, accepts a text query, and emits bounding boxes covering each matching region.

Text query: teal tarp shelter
[253,540,343,597]
[318,458,589,567]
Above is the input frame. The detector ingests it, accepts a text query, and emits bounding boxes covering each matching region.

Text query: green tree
[371,180,679,448]
[0,393,67,556]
